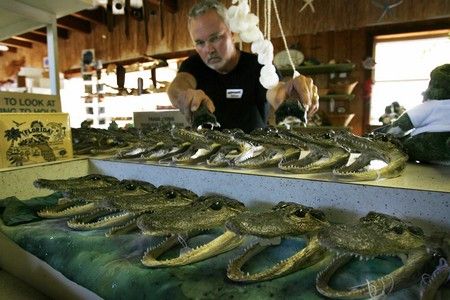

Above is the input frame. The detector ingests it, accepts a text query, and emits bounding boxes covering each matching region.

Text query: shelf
[278,63,355,76]
[319,94,355,101]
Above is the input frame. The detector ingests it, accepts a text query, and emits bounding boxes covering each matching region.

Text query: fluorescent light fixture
[0,44,9,51]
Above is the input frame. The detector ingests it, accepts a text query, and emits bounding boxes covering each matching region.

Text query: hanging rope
[256,0,260,20]
[272,0,299,78]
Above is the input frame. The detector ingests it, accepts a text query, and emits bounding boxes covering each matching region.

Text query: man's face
[189,10,236,74]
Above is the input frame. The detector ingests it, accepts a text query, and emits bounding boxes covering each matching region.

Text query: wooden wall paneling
[266,0,450,37]
[347,29,367,136]
[23,0,450,71]
[0,43,47,81]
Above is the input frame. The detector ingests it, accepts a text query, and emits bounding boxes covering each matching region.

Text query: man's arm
[266,74,319,115]
[167,72,215,115]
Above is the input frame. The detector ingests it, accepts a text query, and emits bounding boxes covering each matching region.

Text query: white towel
[407,100,450,136]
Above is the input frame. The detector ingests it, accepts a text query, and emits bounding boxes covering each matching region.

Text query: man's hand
[181,89,216,114]
[267,74,319,116]
[286,75,319,116]
[167,72,215,121]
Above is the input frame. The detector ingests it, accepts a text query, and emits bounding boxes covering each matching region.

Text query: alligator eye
[391,226,404,234]
[91,175,101,180]
[165,191,176,199]
[210,201,222,210]
[408,226,424,236]
[125,183,137,190]
[310,210,326,221]
[294,209,306,218]
[273,202,287,210]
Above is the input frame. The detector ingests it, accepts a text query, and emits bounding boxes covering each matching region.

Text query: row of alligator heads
[33,174,449,299]
[72,126,408,182]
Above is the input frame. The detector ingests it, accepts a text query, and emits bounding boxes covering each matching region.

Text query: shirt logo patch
[226,89,243,99]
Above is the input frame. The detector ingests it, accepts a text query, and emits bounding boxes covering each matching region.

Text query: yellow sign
[0,113,73,168]
[0,91,61,113]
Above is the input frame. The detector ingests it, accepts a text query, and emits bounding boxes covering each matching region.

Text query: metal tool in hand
[191,102,221,130]
[275,97,308,129]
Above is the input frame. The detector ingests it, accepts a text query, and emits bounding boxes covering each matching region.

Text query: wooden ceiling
[0,0,177,54]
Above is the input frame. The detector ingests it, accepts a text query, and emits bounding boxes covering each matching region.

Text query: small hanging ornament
[299,0,315,13]
[371,0,404,22]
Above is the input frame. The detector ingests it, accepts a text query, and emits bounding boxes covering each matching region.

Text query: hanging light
[0,44,9,51]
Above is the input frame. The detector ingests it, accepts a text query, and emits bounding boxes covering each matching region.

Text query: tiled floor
[0,269,49,300]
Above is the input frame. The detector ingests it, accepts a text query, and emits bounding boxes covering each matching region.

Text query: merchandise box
[133,110,188,129]
[0,113,73,168]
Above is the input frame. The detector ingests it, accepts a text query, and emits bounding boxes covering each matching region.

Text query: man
[168,0,319,132]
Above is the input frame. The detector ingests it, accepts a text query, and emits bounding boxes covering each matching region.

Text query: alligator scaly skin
[225,202,329,282]
[34,174,120,218]
[333,131,408,181]
[65,179,157,230]
[231,127,300,169]
[170,128,221,164]
[68,184,198,233]
[316,211,431,299]
[139,194,246,267]
[277,129,350,173]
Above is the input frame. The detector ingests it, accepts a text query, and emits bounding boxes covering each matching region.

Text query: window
[370,30,450,125]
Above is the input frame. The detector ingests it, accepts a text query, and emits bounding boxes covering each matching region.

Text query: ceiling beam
[14,32,47,44]
[72,7,106,25]
[35,27,70,39]
[57,15,92,33]
[8,46,18,53]
[1,38,33,49]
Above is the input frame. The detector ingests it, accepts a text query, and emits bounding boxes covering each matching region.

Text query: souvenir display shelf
[0,157,449,299]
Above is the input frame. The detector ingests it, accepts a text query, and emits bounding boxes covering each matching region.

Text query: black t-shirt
[179,51,269,133]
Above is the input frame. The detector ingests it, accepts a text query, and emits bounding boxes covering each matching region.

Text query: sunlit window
[370,31,450,125]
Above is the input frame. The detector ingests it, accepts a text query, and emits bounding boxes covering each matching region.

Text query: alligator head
[139,194,246,267]
[316,211,431,299]
[38,179,155,221]
[225,201,329,282]
[34,174,120,192]
[71,127,134,155]
[204,129,244,167]
[277,129,350,173]
[333,131,408,181]
[35,174,120,218]
[67,184,198,233]
[170,128,221,164]
[230,127,300,169]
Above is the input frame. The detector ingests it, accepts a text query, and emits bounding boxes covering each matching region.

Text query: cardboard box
[0,113,73,168]
[133,110,188,129]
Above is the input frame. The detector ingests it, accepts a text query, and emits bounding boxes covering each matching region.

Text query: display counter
[2,157,448,232]
[0,157,449,299]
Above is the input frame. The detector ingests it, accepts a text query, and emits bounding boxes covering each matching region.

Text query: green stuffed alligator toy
[376,64,450,165]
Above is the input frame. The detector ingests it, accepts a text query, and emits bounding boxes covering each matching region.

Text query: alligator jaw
[141,230,244,267]
[227,235,327,282]
[420,257,450,300]
[67,210,140,231]
[332,150,408,181]
[333,132,408,181]
[316,249,431,299]
[279,147,349,173]
[37,202,95,218]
